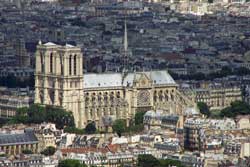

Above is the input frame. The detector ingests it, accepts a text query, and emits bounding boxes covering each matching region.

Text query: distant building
[140,134,163,147]
[0,155,43,167]
[184,118,208,151]
[0,67,34,78]
[154,139,181,153]
[0,87,33,118]
[235,115,250,129]
[143,109,186,130]
[224,141,241,156]
[0,129,39,155]
[13,38,30,68]
[180,154,206,167]
[195,86,242,110]
[36,130,56,151]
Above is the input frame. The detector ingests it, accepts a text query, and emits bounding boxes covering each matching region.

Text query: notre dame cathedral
[34,41,196,129]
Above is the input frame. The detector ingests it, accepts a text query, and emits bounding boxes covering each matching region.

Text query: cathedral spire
[122,19,129,73]
[124,19,128,53]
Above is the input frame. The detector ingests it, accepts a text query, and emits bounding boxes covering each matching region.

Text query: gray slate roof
[0,131,38,146]
[84,70,176,88]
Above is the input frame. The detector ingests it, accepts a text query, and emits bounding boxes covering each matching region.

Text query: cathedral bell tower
[35,42,85,128]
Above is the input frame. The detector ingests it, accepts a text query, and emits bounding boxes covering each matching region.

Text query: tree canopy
[11,104,75,129]
[41,146,56,156]
[134,111,146,125]
[220,101,250,118]
[58,159,87,167]
[197,102,210,117]
[112,119,126,137]
[85,122,97,134]
[137,154,159,167]
[137,154,185,167]
[64,126,85,134]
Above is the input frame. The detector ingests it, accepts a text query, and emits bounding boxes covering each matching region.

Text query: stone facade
[35,42,196,129]
[195,86,242,110]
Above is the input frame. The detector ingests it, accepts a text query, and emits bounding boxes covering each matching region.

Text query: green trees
[112,112,146,136]
[137,154,159,167]
[85,122,97,134]
[126,111,145,134]
[64,122,97,135]
[197,102,210,117]
[137,154,185,167]
[112,119,126,137]
[134,111,146,125]
[220,101,250,118]
[12,104,75,129]
[64,126,85,134]
[58,159,87,167]
[45,105,75,129]
[158,159,185,167]
[41,146,56,156]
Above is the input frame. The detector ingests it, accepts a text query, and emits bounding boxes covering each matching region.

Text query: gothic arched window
[159,90,163,102]
[165,90,169,101]
[60,55,64,75]
[59,92,63,106]
[40,52,44,73]
[49,90,55,104]
[74,55,77,75]
[39,90,44,103]
[69,55,72,75]
[50,53,53,73]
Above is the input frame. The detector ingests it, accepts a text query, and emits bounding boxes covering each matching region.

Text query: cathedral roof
[44,42,57,46]
[84,70,176,88]
[84,73,122,88]
[145,70,175,85]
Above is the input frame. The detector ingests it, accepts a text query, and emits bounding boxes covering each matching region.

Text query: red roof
[60,147,108,154]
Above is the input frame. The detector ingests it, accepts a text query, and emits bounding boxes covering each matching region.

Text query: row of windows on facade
[40,53,78,75]
[85,101,127,108]
[84,93,174,103]
[196,94,241,98]
[85,91,122,97]
[84,89,175,98]
[86,110,127,118]
[0,110,16,117]
[0,99,30,106]
[0,71,33,77]
[85,95,121,102]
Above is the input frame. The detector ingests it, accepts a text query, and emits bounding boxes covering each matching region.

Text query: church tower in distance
[35,42,84,128]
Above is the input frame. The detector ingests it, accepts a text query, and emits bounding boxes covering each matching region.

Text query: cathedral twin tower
[35,42,85,128]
